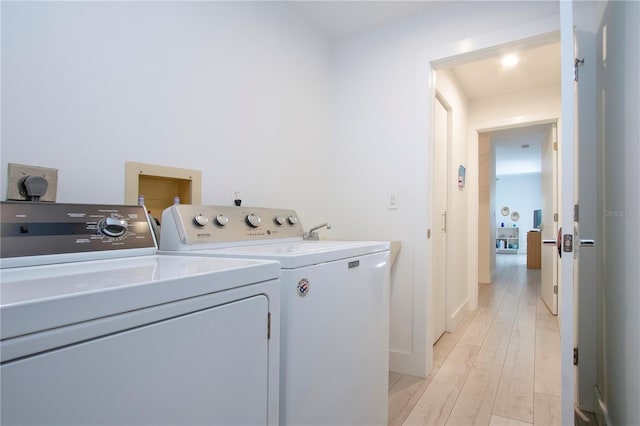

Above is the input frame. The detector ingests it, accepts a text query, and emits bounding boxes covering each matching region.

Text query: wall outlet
[6,163,58,202]
[232,189,242,206]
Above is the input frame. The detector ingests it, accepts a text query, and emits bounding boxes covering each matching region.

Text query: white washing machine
[159,205,390,426]
[0,202,280,426]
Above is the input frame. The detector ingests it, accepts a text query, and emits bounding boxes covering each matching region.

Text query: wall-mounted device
[6,163,58,202]
[458,165,466,189]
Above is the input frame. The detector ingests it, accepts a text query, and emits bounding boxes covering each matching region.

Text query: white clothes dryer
[159,205,390,426]
[0,202,280,426]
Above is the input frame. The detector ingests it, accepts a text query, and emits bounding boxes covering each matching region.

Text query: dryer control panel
[0,202,156,267]
[161,205,304,250]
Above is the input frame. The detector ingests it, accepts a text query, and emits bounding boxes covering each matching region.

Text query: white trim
[447,298,468,332]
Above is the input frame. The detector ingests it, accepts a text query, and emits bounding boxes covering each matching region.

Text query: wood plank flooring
[389,255,561,426]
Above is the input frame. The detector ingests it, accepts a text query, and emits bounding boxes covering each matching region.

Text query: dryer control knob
[215,214,229,227]
[287,215,298,225]
[274,216,286,226]
[98,217,128,238]
[193,214,209,227]
[246,213,262,228]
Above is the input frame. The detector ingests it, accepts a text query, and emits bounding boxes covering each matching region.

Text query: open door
[558,1,600,423]
[573,26,599,414]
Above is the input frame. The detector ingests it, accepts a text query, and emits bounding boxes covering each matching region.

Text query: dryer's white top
[0,255,280,340]
[160,240,390,269]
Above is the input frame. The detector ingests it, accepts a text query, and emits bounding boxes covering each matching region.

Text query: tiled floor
[389,254,561,426]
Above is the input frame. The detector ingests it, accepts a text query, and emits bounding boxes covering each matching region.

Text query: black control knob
[98,217,128,238]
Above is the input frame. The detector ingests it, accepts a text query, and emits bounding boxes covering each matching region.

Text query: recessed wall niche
[124,161,202,220]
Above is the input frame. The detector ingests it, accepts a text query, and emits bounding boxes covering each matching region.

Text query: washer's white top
[161,240,390,269]
[0,255,280,340]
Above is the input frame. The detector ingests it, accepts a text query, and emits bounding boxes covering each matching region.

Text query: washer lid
[0,255,279,340]
[166,240,390,269]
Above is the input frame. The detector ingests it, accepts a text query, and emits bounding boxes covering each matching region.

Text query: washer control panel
[161,205,304,247]
[0,202,156,262]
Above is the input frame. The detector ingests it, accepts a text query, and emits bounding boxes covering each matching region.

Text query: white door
[573,22,599,414]
[431,95,448,344]
[559,1,600,423]
[541,123,559,315]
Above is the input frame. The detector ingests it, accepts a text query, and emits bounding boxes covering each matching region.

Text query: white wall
[495,173,542,253]
[329,2,561,375]
[0,1,332,227]
[596,1,640,423]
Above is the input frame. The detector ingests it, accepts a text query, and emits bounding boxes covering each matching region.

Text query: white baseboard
[389,349,431,378]
[594,386,612,426]
[447,298,468,332]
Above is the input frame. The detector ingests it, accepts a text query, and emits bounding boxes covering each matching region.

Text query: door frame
[403,15,561,378]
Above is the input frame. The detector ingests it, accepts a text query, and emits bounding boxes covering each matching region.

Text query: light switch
[388,192,399,209]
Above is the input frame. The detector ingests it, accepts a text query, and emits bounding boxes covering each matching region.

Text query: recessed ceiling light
[502,55,519,67]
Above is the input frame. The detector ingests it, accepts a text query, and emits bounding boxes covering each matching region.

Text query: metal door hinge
[554,285,558,294]
[574,58,585,81]
[553,142,558,151]
[267,312,271,340]
[574,204,580,222]
[573,347,579,365]
[554,213,558,222]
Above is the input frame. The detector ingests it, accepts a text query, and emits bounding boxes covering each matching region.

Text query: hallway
[389,254,561,426]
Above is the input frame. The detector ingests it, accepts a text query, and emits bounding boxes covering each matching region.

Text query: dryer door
[1,295,270,426]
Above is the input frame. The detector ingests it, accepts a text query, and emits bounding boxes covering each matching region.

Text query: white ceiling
[490,124,551,176]
[450,42,561,101]
[287,1,455,41]
[286,1,560,176]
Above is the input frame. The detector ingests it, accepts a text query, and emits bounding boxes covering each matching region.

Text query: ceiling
[490,124,551,176]
[287,1,455,41]
[450,43,561,101]
[286,1,560,176]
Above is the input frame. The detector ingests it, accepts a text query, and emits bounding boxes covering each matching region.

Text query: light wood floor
[389,254,561,426]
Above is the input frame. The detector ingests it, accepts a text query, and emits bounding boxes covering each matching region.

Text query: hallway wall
[596,1,640,423]
[495,172,542,254]
[478,133,495,284]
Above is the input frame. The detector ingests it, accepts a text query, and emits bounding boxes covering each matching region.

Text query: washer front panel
[0,202,157,268]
